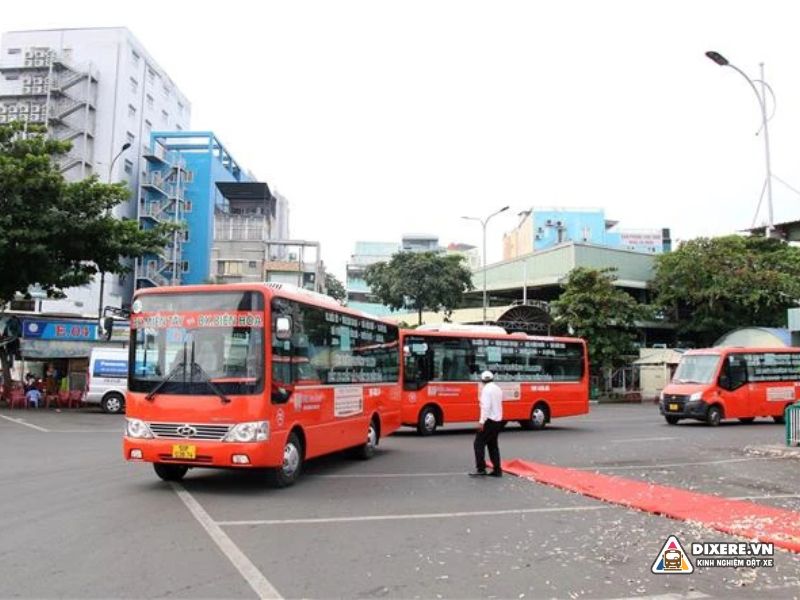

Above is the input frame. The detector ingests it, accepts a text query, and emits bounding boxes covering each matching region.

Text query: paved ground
[1,403,799,599]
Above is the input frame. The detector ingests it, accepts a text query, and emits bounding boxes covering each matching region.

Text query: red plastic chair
[8,389,27,409]
[56,390,71,408]
[68,390,83,408]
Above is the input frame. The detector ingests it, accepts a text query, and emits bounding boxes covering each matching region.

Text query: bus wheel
[738,417,755,424]
[354,418,379,460]
[269,432,303,488]
[665,416,680,425]
[153,463,188,482]
[101,393,125,414]
[706,405,722,427]
[522,403,548,431]
[417,406,439,436]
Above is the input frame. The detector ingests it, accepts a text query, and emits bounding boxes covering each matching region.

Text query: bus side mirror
[272,385,292,404]
[275,316,292,341]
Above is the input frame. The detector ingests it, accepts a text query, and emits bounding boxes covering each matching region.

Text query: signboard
[22,319,98,341]
[93,359,128,378]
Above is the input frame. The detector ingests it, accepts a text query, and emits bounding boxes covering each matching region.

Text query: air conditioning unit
[23,76,32,84]
[8,105,17,113]
[18,105,29,113]
[18,114,28,122]
[29,114,40,122]
[31,104,40,113]
[22,86,31,94]
[25,51,34,58]
[35,50,45,58]
[24,59,34,67]
[34,59,44,67]
[32,86,43,94]
[33,76,43,84]
[0,105,6,114]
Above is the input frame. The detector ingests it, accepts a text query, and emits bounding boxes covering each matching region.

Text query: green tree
[651,235,800,346]
[0,122,175,384]
[324,272,346,302]
[364,251,474,325]
[550,267,651,373]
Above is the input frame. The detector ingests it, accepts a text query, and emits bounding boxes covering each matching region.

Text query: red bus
[659,346,800,426]
[400,325,589,434]
[123,283,401,486]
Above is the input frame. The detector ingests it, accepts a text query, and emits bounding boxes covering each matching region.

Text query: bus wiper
[188,341,231,404]
[145,355,188,401]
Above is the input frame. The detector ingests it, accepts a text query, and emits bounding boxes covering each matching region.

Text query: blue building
[136,131,253,288]
[503,207,671,259]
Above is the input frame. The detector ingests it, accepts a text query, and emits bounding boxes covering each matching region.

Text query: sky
[5,1,800,280]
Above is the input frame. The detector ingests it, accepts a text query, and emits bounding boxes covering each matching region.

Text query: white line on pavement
[584,457,777,471]
[0,415,50,432]
[217,505,610,526]
[610,437,678,443]
[171,483,282,600]
[313,471,465,478]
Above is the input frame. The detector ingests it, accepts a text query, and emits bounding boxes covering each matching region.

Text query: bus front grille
[148,422,232,441]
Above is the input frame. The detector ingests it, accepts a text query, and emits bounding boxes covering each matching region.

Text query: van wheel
[665,416,680,425]
[738,417,755,424]
[417,406,439,436]
[706,405,722,427]
[101,393,125,414]
[153,463,188,482]
[353,418,379,460]
[268,432,303,488]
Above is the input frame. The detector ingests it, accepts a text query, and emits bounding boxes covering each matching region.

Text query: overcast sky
[6,1,800,279]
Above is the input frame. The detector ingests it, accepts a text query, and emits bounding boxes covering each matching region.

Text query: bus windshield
[672,354,720,385]
[129,291,264,395]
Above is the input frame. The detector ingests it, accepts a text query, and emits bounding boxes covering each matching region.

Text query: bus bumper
[123,437,284,468]
[659,399,708,419]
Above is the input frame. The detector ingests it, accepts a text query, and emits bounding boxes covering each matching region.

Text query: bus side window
[720,356,747,391]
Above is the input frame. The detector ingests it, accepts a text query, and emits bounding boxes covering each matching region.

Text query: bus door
[717,353,749,418]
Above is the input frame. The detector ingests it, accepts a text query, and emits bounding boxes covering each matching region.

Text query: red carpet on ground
[503,459,800,553]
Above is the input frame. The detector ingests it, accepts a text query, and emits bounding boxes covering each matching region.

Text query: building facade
[0,27,191,314]
[503,207,671,260]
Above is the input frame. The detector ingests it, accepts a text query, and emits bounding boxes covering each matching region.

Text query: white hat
[480,370,494,381]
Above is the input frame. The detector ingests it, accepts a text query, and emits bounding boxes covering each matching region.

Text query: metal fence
[786,403,800,447]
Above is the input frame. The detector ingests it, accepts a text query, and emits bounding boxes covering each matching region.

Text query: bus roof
[683,346,800,355]
[133,282,398,327]
[400,327,584,345]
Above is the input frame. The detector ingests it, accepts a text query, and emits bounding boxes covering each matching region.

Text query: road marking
[217,505,610,526]
[610,436,677,443]
[170,483,282,599]
[585,457,776,471]
[0,415,50,432]
[313,471,465,479]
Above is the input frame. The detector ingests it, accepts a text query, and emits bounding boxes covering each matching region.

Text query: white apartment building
[0,27,191,316]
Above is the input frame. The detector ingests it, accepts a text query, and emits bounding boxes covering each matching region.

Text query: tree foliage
[364,251,474,325]
[550,267,651,371]
[651,235,800,346]
[324,272,347,302]
[0,122,176,382]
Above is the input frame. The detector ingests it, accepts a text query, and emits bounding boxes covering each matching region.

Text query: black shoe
[489,471,503,478]
[468,470,488,477]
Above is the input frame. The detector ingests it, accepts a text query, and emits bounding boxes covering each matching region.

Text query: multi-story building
[0,27,191,314]
[446,242,481,270]
[401,233,441,253]
[503,207,671,260]
[345,241,401,315]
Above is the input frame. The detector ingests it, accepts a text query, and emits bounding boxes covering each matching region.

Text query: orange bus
[659,346,800,426]
[400,325,589,434]
[124,283,401,486]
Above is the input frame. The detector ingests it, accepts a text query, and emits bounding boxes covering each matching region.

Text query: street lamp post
[97,142,132,320]
[461,205,509,324]
[706,51,776,236]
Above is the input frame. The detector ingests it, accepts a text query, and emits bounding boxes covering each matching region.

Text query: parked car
[85,347,128,413]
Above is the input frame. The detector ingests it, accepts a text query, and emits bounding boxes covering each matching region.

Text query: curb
[744,444,800,460]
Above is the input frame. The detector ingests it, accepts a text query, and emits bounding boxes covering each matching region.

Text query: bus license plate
[669,403,679,411]
[172,444,196,459]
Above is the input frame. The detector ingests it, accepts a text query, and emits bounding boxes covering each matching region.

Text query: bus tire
[665,415,680,425]
[268,431,304,488]
[521,403,549,431]
[706,405,722,427]
[153,463,188,482]
[738,417,755,424]
[353,416,379,460]
[101,392,125,414]
[417,405,439,436]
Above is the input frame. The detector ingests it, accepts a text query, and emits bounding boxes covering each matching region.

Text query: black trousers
[474,419,503,473]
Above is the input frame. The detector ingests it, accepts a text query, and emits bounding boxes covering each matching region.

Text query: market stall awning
[21,339,95,359]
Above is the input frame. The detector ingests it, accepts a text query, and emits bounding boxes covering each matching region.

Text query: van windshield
[673,354,720,385]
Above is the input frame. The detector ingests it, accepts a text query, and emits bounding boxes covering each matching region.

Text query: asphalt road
[1,403,799,599]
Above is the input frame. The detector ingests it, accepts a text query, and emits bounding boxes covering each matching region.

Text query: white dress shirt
[479,381,503,424]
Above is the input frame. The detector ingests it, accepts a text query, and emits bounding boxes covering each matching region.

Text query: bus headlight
[126,418,154,439]
[223,421,269,443]
[689,392,703,402]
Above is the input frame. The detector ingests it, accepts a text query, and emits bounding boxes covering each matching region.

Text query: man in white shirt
[469,370,504,477]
